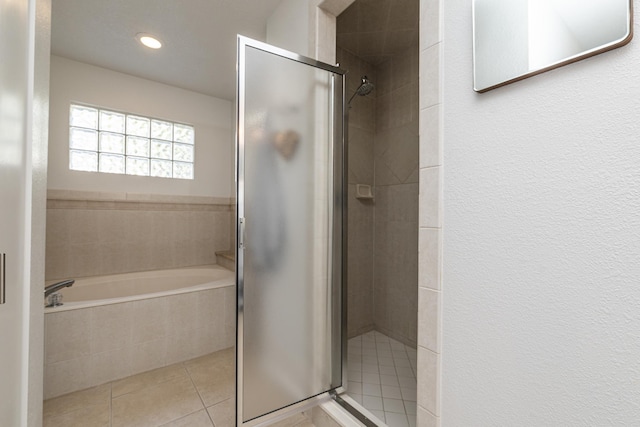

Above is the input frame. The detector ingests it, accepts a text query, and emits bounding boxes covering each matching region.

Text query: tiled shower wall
[373,46,419,348]
[337,40,419,348]
[337,47,376,338]
[45,190,233,280]
[417,0,443,424]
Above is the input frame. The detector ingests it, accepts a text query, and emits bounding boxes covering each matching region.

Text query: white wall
[266,0,352,63]
[29,0,51,424]
[48,55,234,198]
[266,0,311,56]
[442,1,640,425]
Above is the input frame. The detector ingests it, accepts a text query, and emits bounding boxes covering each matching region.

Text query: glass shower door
[236,36,345,426]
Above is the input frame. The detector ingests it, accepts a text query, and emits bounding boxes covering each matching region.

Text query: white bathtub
[44,265,236,399]
[45,265,234,312]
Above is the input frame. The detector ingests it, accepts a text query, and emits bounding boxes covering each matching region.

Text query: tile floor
[344,331,418,427]
[43,347,312,427]
[43,334,414,427]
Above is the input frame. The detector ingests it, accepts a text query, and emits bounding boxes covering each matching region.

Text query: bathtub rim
[44,264,235,314]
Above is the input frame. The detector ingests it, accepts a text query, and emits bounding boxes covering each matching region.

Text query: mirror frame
[472,0,634,93]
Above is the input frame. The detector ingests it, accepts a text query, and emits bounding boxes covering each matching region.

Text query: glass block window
[68,104,195,179]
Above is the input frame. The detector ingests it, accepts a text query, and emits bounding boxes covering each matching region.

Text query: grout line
[158,409,211,427]
[206,406,217,427]
[183,360,208,411]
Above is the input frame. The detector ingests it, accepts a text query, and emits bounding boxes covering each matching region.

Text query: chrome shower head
[348,76,375,105]
[356,76,375,96]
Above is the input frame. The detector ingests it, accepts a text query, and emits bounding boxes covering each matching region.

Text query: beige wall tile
[419,228,441,291]
[417,405,440,427]
[375,91,391,130]
[420,43,441,110]
[418,0,443,425]
[379,125,419,184]
[420,104,442,168]
[45,288,233,399]
[417,346,440,417]
[406,167,420,184]
[223,286,236,344]
[391,48,415,90]
[340,2,422,368]
[419,167,441,228]
[347,184,374,336]
[376,60,392,96]
[373,217,418,347]
[131,338,168,375]
[131,297,169,343]
[45,309,91,365]
[375,161,402,186]
[44,354,96,399]
[420,0,442,50]
[89,303,134,354]
[90,347,133,386]
[418,287,440,353]
[46,199,233,280]
[348,127,375,184]
[390,83,414,128]
[167,292,201,337]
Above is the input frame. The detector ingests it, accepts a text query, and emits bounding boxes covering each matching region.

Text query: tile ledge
[47,189,234,205]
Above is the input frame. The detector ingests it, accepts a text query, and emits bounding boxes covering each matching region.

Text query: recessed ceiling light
[136,33,162,49]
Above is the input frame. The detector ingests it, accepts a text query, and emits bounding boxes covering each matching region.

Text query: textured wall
[442,0,640,425]
[45,191,232,280]
[373,46,419,348]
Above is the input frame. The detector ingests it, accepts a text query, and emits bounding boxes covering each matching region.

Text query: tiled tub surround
[44,266,235,399]
[45,190,234,281]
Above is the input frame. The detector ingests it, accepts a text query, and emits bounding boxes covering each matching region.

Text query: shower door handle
[0,253,6,304]
[238,217,245,249]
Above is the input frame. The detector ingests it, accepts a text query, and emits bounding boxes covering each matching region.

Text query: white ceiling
[51,0,284,101]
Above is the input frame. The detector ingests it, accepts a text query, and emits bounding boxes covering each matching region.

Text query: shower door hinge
[238,218,245,250]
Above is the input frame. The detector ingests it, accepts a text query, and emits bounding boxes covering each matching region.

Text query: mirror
[473,0,633,92]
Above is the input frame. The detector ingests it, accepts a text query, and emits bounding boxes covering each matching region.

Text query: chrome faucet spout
[44,279,74,297]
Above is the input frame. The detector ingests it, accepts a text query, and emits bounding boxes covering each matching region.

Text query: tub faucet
[45,279,74,297]
[44,279,74,307]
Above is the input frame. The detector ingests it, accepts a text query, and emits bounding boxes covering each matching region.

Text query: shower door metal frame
[236,35,347,427]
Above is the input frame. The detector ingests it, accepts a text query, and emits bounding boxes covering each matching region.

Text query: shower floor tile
[344,331,417,427]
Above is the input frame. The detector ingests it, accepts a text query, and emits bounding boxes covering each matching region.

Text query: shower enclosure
[236,37,347,426]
